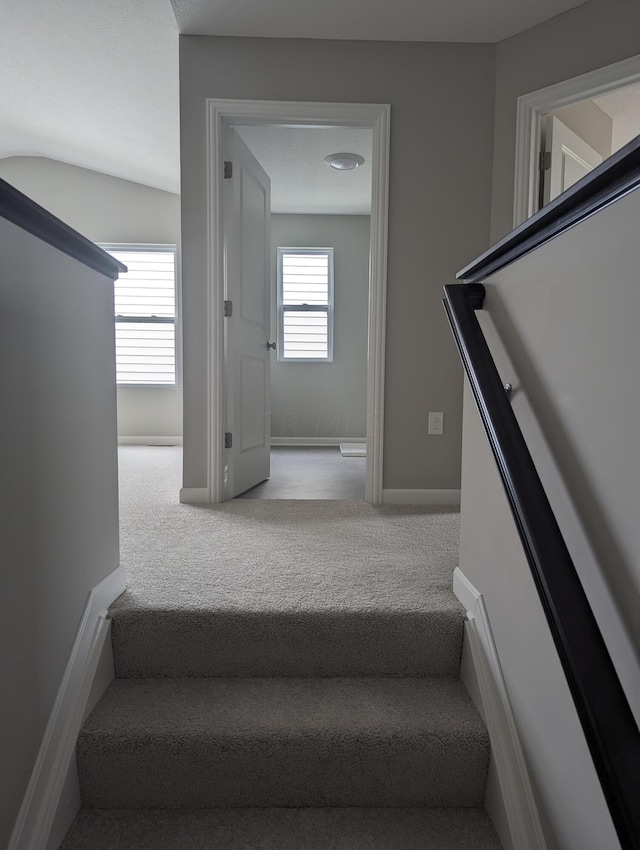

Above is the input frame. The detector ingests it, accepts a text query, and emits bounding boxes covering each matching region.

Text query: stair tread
[60,807,502,849]
[77,677,489,809]
[81,676,485,740]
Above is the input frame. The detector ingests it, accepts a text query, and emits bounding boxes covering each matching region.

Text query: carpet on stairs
[58,447,501,848]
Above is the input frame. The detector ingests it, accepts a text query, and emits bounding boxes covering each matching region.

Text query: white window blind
[102,245,177,386]
[277,248,334,361]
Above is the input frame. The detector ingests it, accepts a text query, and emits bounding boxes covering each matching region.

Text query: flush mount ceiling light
[324,152,365,171]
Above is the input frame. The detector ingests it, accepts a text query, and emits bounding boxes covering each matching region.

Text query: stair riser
[111,611,464,678]
[77,736,488,809]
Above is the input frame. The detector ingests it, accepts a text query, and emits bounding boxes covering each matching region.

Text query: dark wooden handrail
[458,135,640,284]
[443,282,640,850]
[0,178,126,279]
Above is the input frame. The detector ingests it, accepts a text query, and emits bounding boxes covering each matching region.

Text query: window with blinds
[102,245,177,386]
[277,248,334,361]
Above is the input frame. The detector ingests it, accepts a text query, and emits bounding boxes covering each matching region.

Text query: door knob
[267,341,276,350]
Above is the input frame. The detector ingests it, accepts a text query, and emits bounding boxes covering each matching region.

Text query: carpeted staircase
[60,448,501,848]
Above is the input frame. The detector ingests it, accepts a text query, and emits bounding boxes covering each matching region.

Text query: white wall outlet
[428,412,444,435]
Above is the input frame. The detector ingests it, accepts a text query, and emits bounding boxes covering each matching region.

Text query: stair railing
[442,136,640,850]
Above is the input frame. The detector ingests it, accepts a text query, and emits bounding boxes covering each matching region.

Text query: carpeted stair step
[110,604,464,677]
[77,677,489,809]
[60,806,502,849]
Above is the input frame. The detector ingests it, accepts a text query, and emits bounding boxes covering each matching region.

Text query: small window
[277,248,334,362]
[101,245,177,386]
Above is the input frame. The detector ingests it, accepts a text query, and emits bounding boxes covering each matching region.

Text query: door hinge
[539,151,551,172]
[224,161,233,179]
[224,299,233,317]
[225,432,233,449]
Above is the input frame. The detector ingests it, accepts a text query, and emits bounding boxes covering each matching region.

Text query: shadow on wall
[488,288,639,656]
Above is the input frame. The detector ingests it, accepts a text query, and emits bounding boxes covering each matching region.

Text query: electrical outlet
[428,412,444,435]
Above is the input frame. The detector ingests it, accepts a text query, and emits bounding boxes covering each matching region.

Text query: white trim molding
[8,566,126,850]
[382,488,461,506]
[271,437,366,447]
[453,567,548,850]
[118,436,183,446]
[206,99,390,506]
[514,53,640,227]
[179,487,210,504]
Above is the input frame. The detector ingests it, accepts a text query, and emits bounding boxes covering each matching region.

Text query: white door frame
[205,99,391,504]
[513,53,640,227]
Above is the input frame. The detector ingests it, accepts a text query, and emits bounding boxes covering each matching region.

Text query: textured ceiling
[171,0,587,43]
[0,0,180,193]
[235,126,372,215]
[0,0,590,198]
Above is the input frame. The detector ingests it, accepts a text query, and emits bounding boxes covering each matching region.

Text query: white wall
[178,36,496,491]
[0,217,120,847]
[459,180,640,850]
[490,0,640,242]
[0,157,182,438]
[270,214,369,439]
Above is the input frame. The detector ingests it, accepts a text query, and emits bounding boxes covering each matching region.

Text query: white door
[223,128,272,498]
[543,115,603,205]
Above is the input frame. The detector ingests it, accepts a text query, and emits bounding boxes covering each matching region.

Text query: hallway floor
[236,446,366,499]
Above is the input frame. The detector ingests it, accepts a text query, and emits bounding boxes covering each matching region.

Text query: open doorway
[538,82,640,208]
[205,100,390,505]
[514,54,640,226]
[230,124,371,500]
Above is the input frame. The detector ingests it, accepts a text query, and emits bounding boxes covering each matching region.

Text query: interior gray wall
[490,0,640,242]
[179,36,496,491]
[553,99,613,159]
[270,214,369,439]
[0,218,120,848]
[0,157,183,438]
[459,169,640,850]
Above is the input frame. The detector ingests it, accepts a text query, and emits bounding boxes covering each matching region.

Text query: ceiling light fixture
[324,152,365,171]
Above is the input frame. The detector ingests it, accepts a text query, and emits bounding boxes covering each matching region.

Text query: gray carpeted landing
[113,447,464,677]
[60,807,501,849]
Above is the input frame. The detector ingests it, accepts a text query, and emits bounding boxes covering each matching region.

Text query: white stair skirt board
[9,566,126,850]
[118,436,183,446]
[382,489,461,506]
[340,442,367,457]
[179,487,210,504]
[453,567,548,850]
[270,437,366,448]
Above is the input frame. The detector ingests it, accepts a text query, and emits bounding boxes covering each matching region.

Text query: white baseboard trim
[453,567,548,850]
[118,436,183,445]
[382,488,461,505]
[270,437,366,447]
[179,487,210,504]
[8,566,126,850]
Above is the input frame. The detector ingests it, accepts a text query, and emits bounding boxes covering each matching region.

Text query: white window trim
[101,243,179,388]
[277,247,334,363]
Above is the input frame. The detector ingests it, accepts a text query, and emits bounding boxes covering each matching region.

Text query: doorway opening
[205,100,390,504]
[514,53,640,226]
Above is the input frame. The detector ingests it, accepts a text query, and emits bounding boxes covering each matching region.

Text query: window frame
[101,243,179,388]
[277,247,334,363]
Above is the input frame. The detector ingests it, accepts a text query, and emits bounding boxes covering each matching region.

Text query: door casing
[205,99,391,504]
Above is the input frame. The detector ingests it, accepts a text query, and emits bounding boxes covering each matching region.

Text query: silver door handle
[267,341,276,350]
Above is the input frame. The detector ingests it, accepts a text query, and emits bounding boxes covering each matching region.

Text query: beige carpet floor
[111,447,465,677]
[115,446,461,612]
